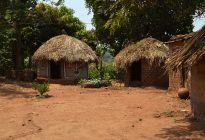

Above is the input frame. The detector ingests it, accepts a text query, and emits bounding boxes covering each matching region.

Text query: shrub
[88,62,124,81]
[88,63,100,79]
[79,79,111,88]
[113,69,125,81]
[0,39,13,76]
[33,82,49,98]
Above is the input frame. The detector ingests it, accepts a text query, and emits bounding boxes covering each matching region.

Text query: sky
[193,17,205,31]
[65,0,205,31]
[65,0,94,30]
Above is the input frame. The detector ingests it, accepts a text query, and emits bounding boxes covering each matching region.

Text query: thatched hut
[114,38,169,87]
[167,26,205,122]
[166,33,194,91]
[32,35,97,83]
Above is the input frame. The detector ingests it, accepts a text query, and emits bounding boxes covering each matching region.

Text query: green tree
[21,3,85,68]
[0,28,14,75]
[75,29,97,48]
[85,0,205,54]
[0,1,86,77]
[0,0,38,78]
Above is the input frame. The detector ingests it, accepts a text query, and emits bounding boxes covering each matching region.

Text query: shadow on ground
[156,118,205,140]
[0,77,35,98]
[0,77,33,88]
[0,88,35,99]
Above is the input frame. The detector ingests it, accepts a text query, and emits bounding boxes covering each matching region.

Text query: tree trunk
[29,54,32,68]
[14,22,24,80]
[99,57,103,79]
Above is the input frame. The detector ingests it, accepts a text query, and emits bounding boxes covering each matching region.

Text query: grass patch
[79,79,112,88]
[32,82,50,99]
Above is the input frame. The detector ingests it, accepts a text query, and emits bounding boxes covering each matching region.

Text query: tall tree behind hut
[0,1,88,78]
[85,0,205,54]
[2,0,38,80]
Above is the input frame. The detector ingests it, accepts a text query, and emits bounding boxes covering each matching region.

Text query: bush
[104,62,125,80]
[88,63,100,79]
[33,82,49,98]
[0,36,13,76]
[79,79,112,88]
[88,62,124,81]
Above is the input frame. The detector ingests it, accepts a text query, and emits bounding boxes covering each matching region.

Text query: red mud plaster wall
[168,41,184,91]
[141,59,168,87]
[169,70,182,91]
[191,64,205,122]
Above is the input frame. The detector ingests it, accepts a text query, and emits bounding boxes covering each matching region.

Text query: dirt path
[0,83,204,140]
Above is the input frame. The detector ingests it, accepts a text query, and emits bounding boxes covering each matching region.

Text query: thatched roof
[167,32,195,43]
[32,35,97,62]
[167,26,205,70]
[114,38,169,69]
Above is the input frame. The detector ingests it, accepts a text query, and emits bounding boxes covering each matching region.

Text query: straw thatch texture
[168,32,195,43]
[32,35,97,62]
[114,38,169,69]
[167,26,205,70]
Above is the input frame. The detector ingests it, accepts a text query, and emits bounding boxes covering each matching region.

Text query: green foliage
[79,79,112,88]
[0,0,38,74]
[33,82,49,98]
[0,1,86,76]
[89,63,100,79]
[103,62,124,80]
[94,43,115,79]
[0,29,14,75]
[75,29,97,49]
[85,0,205,54]
[24,3,85,54]
[88,62,124,81]
[0,46,13,76]
[105,0,199,38]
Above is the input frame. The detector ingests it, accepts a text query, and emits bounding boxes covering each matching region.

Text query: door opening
[50,61,61,79]
[131,60,141,81]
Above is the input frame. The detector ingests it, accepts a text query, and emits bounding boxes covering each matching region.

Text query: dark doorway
[50,61,61,79]
[131,60,141,81]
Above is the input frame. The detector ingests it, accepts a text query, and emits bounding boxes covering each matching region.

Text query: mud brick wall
[64,62,88,81]
[168,71,182,91]
[125,59,168,88]
[37,61,49,78]
[191,64,205,123]
[37,61,88,82]
[141,59,168,87]
[168,41,185,91]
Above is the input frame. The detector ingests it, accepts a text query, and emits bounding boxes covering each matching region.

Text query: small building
[166,33,194,91]
[167,26,205,123]
[114,38,169,87]
[32,35,97,83]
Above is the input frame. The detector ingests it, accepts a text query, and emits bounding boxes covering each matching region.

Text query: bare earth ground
[0,81,205,140]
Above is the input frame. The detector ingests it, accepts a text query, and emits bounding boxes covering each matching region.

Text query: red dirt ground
[0,81,205,140]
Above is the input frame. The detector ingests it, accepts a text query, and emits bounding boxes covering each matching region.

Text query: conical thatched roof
[114,38,169,69]
[32,35,97,62]
[167,26,205,70]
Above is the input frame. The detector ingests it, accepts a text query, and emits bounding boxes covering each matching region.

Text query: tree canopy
[85,0,205,53]
[0,1,88,76]
[1,0,205,78]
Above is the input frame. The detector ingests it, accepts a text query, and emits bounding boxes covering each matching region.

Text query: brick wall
[168,70,182,91]
[37,60,49,78]
[141,59,168,87]
[64,62,88,81]
[125,59,168,88]
[168,41,185,91]
[37,61,88,82]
